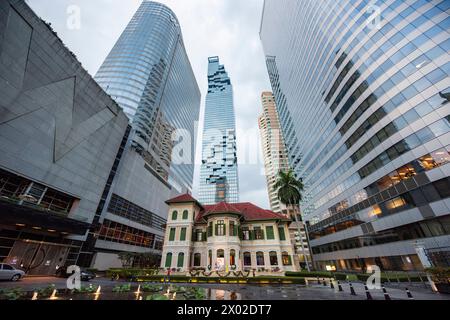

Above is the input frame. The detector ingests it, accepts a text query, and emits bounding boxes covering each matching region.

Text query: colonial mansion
[161,194,298,273]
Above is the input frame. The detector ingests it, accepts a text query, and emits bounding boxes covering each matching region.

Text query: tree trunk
[289,200,310,272]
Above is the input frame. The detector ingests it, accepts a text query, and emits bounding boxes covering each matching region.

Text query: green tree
[274,169,311,271]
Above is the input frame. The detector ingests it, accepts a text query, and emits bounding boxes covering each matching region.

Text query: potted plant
[426,267,450,294]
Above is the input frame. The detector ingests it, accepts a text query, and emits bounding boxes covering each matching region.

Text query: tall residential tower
[258,92,290,213]
[261,0,450,271]
[198,57,239,205]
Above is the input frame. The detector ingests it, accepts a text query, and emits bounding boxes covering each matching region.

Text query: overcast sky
[26,0,272,209]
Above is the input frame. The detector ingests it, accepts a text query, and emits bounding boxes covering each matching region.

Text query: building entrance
[5,240,69,275]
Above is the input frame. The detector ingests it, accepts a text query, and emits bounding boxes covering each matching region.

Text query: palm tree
[274,169,311,272]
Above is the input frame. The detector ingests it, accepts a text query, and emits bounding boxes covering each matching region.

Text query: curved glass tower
[198,57,239,205]
[261,0,450,271]
[95,1,200,191]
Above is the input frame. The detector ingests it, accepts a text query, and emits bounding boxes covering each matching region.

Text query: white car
[0,264,25,281]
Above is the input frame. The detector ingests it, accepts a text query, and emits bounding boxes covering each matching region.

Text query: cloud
[26,0,271,209]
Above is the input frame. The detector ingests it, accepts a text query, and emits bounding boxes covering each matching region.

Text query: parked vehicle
[56,266,96,281]
[0,264,25,281]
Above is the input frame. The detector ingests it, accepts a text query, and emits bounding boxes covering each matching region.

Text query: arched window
[172,211,178,220]
[243,252,251,266]
[194,253,201,267]
[177,252,185,268]
[230,249,236,266]
[217,249,224,258]
[165,252,172,268]
[182,210,189,220]
[256,252,265,266]
[282,252,292,266]
[269,251,278,266]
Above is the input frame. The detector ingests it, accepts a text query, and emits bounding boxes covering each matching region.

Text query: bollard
[382,286,391,300]
[317,277,321,285]
[337,280,343,292]
[349,283,356,296]
[405,287,413,299]
[330,280,335,290]
[323,278,327,287]
[364,285,373,300]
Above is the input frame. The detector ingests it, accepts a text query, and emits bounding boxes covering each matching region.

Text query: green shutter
[266,226,274,240]
[169,228,176,241]
[278,227,286,241]
[215,224,218,236]
[165,253,172,268]
[180,228,186,241]
[172,211,178,220]
[234,225,238,237]
[182,210,188,220]
[177,253,184,268]
[260,229,265,240]
[208,223,212,237]
[238,227,243,240]
[223,224,226,236]
[202,232,207,242]
[249,230,255,240]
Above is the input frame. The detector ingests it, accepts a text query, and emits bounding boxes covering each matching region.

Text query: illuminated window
[369,204,382,217]
[282,252,292,266]
[230,249,236,266]
[269,251,278,266]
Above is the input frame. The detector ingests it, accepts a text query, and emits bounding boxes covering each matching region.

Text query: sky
[26,0,272,209]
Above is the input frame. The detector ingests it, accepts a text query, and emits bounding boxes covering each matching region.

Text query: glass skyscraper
[198,57,239,204]
[95,1,201,191]
[261,0,450,271]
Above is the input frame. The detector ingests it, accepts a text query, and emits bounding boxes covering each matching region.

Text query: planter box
[435,283,450,294]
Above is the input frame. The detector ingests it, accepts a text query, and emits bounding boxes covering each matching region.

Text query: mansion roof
[166,194,290,223]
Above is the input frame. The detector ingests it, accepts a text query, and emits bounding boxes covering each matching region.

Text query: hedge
[285,271,347,280]
[135,275,306,285]
[106,268,159,279]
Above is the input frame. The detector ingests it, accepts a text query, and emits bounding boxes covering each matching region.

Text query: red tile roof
[196,202,289,223]
[165,193,203,208]
[166,195,289,223]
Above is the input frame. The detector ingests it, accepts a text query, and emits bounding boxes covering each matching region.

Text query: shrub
[285,271,333,278]
[426,268,450,284]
